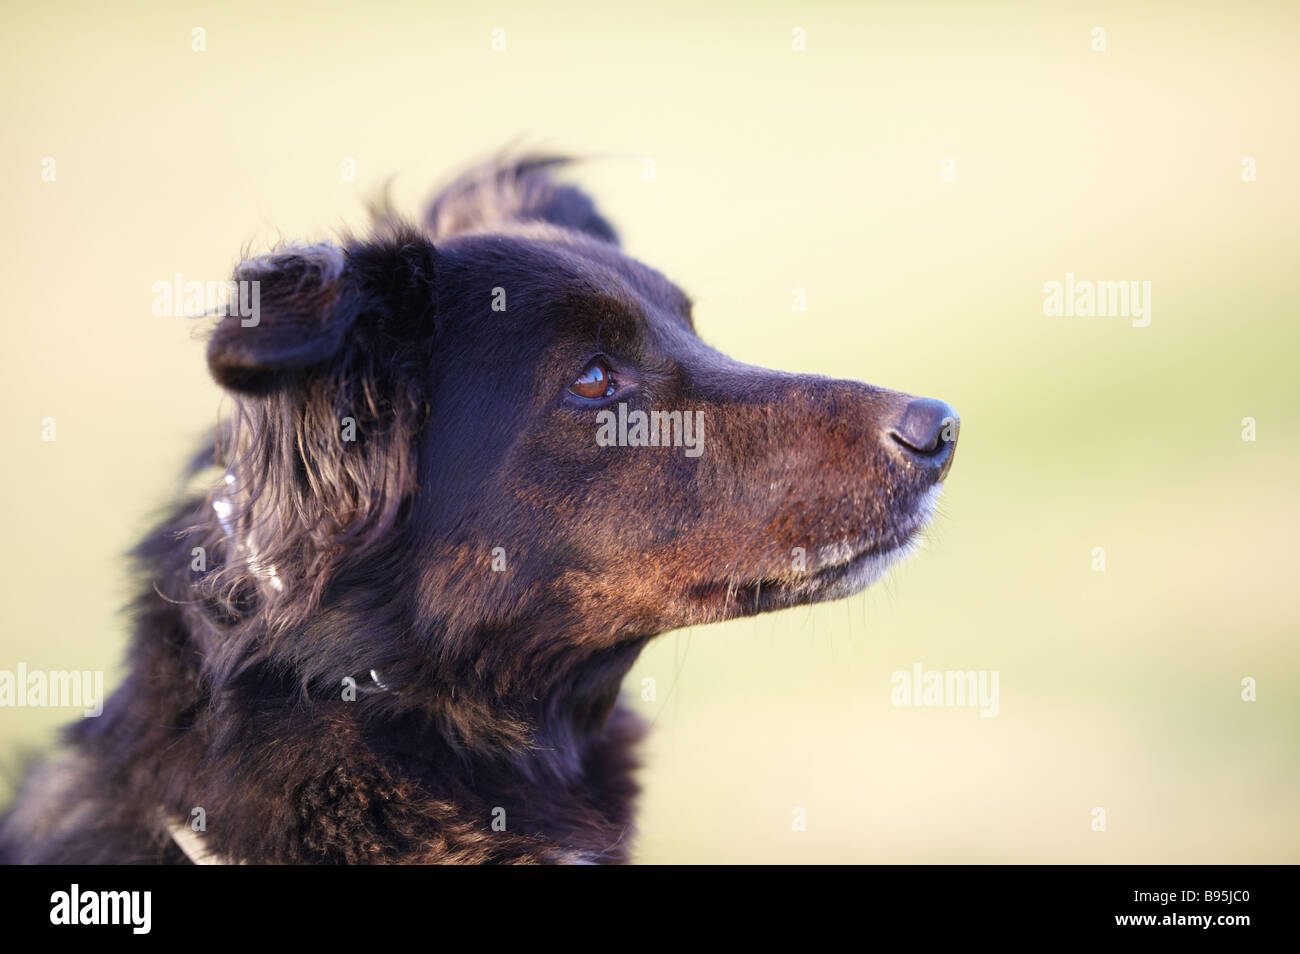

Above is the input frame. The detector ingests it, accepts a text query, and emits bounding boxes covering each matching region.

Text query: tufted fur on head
[198,236,436,666]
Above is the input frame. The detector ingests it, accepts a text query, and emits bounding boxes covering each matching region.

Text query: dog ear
[200,234,436,635]
[207,244,358,395]
[423,156,619,245]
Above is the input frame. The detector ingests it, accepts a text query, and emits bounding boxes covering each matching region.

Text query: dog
[0,155,958,864]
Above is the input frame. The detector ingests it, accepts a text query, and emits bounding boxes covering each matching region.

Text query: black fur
[0,155,958,864]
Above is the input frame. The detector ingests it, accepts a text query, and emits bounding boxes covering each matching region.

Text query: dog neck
[117,480,655,863]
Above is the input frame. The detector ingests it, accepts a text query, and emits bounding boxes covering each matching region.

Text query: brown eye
[569,360,614,399]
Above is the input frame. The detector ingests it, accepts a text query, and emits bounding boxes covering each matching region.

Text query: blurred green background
[1,1,1296,862]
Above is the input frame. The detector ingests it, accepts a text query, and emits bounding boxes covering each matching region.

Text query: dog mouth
[689,485,943,619]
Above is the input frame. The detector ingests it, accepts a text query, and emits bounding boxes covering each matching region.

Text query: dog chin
[704,484,944,618]
[815,532,924,600]
[799,484,942,603]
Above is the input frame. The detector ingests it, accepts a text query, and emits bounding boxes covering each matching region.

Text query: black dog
[0,156,958,863]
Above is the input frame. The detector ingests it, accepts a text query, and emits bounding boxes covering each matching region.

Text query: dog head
[201,158,959,724]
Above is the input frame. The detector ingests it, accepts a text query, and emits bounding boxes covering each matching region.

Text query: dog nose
[887,397,960,480]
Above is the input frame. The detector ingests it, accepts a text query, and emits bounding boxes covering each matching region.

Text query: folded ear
[200,234,436,633]
[208,244,357,395]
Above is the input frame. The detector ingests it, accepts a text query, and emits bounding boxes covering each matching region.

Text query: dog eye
[569,360,615,400]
